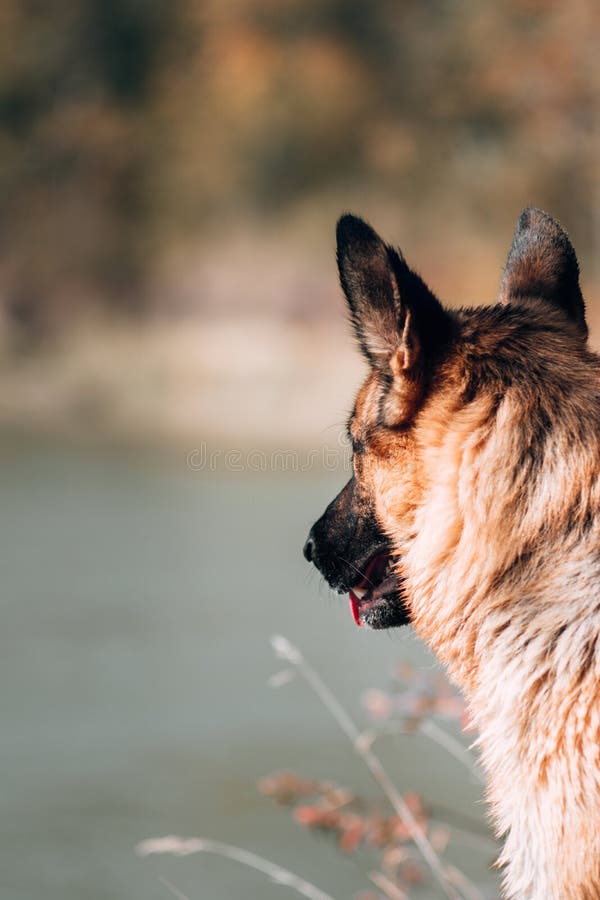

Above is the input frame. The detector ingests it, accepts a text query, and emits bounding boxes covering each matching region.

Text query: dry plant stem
[368,870,409,900]
[136,837,336,900]
[270,636,481,900]
[444,865,490,900]
[159,876,193,900]
[429,819,497,853]
[420,720,484,784]
[362,721,483,784]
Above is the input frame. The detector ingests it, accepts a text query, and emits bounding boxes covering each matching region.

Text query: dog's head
[304,209,586,628]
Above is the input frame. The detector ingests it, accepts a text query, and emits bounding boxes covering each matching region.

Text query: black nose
[303,533,316,563]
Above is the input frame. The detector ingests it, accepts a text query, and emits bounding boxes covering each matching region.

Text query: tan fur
[350,302,600,899]
[304,210,600,896]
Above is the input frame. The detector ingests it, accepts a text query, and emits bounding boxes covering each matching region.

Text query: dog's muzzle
[303,478,410,629]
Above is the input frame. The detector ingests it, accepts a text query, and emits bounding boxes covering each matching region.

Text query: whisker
[337,554,375,587]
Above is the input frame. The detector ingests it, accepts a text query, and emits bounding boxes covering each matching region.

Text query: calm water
[0,440,499,900]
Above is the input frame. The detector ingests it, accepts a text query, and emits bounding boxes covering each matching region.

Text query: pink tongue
[349,591,363,627]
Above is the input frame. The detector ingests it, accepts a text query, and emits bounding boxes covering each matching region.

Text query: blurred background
[1,1,598,898]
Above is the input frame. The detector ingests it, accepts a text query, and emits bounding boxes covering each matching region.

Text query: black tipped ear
[336,215,402,366]
[336,214,450,369]
[498,207,587,337]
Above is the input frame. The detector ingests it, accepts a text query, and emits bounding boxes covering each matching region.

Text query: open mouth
[349,550,402,628]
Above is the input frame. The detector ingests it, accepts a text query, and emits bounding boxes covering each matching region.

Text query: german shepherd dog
[303,209,600,899]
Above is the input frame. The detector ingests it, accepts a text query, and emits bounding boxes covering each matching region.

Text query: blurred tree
[0,0,181,340]
[0,0,597,340]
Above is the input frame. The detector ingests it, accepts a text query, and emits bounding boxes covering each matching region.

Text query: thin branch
[270,635,482,900]
[136,836,336,900]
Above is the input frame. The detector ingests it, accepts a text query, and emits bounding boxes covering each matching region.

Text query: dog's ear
[498,207,587,336]
[336,214,451,375]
